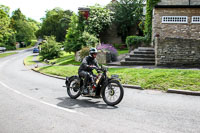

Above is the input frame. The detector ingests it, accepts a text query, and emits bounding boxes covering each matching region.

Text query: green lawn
[40,50,128,65]
[0,52,18,58]
[36,65,79,77]
[48,52,80,65]
[118,49,129,55]
[24,55,36,66]
[35,65,200,91]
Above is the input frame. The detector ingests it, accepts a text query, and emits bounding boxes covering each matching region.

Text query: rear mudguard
[65,75,79,87]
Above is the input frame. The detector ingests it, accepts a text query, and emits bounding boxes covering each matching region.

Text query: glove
[89,65,97,69]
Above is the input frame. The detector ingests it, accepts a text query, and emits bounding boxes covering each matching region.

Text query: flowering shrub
[97,43,118,61]
[80,47,90,60]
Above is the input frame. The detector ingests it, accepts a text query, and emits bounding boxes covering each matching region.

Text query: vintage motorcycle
[65,66,124,106]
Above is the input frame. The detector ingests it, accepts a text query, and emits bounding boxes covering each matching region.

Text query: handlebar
[90,66,107,73]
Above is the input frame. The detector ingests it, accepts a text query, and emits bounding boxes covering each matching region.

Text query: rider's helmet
[89,48,98,58]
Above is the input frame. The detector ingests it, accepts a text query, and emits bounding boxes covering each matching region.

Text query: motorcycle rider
[78,48,99,94]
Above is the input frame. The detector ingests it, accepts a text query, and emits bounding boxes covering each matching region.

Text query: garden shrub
[39,36,62,60]
[80,47,90,59]
[113,43,127,50]
[0,43,16,50]
[126,36,146,50]
[97,43,118,61]
[30,40,37,47]
[64,13,84,53]
[5,45,16,50]
[81,31,99,47]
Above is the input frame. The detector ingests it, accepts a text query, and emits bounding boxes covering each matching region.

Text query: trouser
[78,71,91,88]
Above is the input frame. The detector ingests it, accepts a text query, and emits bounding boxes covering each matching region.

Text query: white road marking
[0,80,84,115]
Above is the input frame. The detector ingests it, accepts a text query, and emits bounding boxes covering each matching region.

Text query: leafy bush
[30,40,37,47]
[0,43,16,50]
[113,43,127,50]
[81,31,98,47]
[97,43,118,61]
[5,45,16,50]
[64,13,84,53]
[126,36,146,50]
[80,47,90,59]
[144,0,161,43]
[85,5,113,37]
[39,36,62,60]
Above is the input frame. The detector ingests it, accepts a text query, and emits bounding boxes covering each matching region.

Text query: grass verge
[48,52,80,65]
[0,52,18,58]
[35,65,200,91]
[118,49,129,55]
[24,55,36,66]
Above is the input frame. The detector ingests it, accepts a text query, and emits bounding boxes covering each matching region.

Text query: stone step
[119,47,155,66]
[133,50,155,54]
[120,60,155,65]
[130,54,155,58]
[125,57,155,61]
[107,61,121,66]
[138,47,154,51]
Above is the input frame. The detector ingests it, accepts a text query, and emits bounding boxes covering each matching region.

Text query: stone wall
[75,51,111,64]
[152,8,200,40]
[100,23,137,44]
[155,37,200,66]
[100,24,122,44]
[96,51,111,64]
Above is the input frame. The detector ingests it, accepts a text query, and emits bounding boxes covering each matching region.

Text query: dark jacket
[78,56,99,73]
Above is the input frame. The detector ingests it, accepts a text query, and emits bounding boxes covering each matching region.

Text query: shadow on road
[56,97,118,110]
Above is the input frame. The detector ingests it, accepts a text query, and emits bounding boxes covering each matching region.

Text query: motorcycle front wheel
[67,77,81,99]
[102,80,124,106]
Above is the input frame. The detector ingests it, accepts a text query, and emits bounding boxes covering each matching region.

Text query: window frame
[192,16,200,23]
[162,16,188,24]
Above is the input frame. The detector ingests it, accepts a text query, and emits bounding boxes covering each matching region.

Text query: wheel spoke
[69,81,80,96]
[104,83,121,103]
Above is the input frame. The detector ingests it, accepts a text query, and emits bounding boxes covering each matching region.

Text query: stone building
[152,0,200,66]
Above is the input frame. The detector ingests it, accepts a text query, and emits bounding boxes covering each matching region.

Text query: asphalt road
[0,49,200,133]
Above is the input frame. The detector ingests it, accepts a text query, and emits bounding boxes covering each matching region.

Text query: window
[162,16,188,23]
[192,16,200,23]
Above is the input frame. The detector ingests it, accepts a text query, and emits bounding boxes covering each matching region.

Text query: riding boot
[81,86,89,94]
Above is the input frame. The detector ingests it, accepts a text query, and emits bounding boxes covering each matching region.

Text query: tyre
[102,80,124,106]
[67,77,81,99]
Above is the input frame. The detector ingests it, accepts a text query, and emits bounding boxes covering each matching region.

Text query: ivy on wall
[144,0,160,43]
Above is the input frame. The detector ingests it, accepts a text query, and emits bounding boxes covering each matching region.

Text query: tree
[27,18,41,33]
[10,9,37,45]
[64,13,84,53]
[111,0,143,42]
[0,6,15,47]
[85,5,113,38]
[36,8,73,42]
[11,8,26,21]
[65,5,113,53]
[64,13,99,53]
[0,5,10,16]
[39,36,62,60]
[14,20,35,43]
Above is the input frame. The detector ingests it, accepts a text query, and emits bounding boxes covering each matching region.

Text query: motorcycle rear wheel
[67,77,81,99]
[102,80,124,106]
